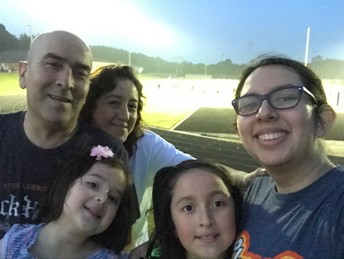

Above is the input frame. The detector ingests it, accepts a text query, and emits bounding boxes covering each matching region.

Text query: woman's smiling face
[236,65,317,168]
[91,79,139,143]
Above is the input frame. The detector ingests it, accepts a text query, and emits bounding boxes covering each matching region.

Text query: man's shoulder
[0,111,22,122]
[0,111,23,131]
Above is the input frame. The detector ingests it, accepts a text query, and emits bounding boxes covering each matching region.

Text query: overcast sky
[1,0,344,64]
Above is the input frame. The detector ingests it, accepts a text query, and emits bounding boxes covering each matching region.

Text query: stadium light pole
[304,26,311,66]
[128,51,131,66]
[26,24,33,45]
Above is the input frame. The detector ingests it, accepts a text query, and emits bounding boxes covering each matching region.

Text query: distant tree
[309,58,344,80]
[0,24,18,51]
[90,45,129,63]
[312,55,323,62]
[17,34,31,50]
[206,59,244,79]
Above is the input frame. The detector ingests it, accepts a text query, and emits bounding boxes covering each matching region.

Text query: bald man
[0,31,130,238]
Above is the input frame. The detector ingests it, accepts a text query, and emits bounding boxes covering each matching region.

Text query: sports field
[0,73,24,96]
[0,72,237,129]
[1,72,344,130]
[0,72,186,128]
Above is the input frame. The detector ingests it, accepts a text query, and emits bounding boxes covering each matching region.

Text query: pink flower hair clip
[90,145,114,160]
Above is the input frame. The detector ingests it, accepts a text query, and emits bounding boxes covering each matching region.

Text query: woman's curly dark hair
[80,64,145,157]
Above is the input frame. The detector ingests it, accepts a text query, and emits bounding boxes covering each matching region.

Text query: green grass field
[0,73,190,129]
[0,73,26,96]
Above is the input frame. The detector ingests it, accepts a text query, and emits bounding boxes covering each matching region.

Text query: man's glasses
[232,85,317,116]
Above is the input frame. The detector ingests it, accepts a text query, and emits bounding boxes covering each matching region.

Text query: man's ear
[315,104,336,137]
[18,61,28,89]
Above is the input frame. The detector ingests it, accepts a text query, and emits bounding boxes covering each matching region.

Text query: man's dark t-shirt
[0,111,135,238]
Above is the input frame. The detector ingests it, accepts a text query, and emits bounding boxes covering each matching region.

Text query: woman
[231,56,344,258]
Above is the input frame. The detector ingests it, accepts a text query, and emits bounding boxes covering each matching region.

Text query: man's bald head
[19,30,93,131]
[27,30,92,69]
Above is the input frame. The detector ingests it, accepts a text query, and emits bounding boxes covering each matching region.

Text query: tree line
[1,24,343,79]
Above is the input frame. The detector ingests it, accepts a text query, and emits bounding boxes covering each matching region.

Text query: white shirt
[129,129,193,246]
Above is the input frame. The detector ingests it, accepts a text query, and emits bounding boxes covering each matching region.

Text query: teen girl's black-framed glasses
[231,85,317,116]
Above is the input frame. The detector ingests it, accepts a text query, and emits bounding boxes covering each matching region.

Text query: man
[0,31,131,238]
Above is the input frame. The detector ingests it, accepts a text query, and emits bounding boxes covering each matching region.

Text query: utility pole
[26,24,33,45]
[304,26,311,66]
